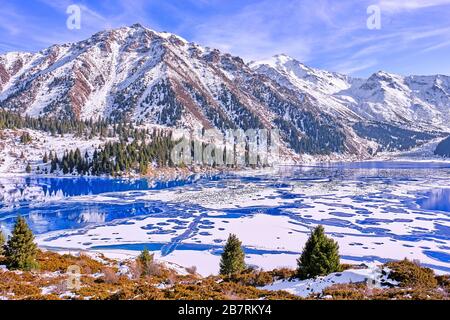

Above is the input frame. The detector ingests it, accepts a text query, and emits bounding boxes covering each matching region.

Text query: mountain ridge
[0,24,448,160]
[252,53,450,132]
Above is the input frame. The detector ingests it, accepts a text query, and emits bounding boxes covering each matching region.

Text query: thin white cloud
[421,39,450,52]
[378,0,450,13]
[333,59,379,75]
[187,0,347,62]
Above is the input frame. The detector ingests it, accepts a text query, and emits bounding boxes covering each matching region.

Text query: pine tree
[5,216,38,270]
[138,248,154,276]
[20,132,32,144]
[220,234,246,275]
[25,163,32,173]
[43,152,48,163]
[297,225,341,279]
[0,230,5,256]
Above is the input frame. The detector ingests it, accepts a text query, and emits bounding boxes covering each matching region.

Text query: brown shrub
[385,259,437,289]
[186,266,197,275]
[128,260,142,279]
[101,267,119,284]
[372,287,446,300]
[36,250,104,274]
[270,268,296,281]
[321,283,368,300]
[108,282,165,300]
[436,275,450,293]
[224,268,295,287]
[0,271,42,299]
[22,294,62,300]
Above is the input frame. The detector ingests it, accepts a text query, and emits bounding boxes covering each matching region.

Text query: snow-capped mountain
[0,24,371,159]
[0,24,448,158]
[250,54,363,121]
[252,54,450,131]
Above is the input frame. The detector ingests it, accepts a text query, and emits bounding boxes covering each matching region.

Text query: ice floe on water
[0,162,450,275]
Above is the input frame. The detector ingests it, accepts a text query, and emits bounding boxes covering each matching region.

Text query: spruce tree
[220,234,246,275]
[138,248,154,276]
[5,216,38,271]
[297,225,341,279]
[0,230,5,256]
[20,132,32,144]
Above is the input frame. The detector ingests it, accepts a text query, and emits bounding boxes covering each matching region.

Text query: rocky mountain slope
[252,54,450,132]
[0,24,448,159]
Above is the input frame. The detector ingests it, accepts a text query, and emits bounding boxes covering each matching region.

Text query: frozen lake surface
[1,161,449,276]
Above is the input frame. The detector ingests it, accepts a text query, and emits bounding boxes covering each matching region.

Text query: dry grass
[1,252,449,301]
[36,250,106,274]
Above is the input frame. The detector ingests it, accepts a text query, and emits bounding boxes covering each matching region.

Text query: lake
[1,161,449,275]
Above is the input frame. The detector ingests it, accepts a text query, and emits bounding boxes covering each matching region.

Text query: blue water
[1,175,216,199]
[1,161,450,272]
[0,174,220,233]
[417,189,450,213]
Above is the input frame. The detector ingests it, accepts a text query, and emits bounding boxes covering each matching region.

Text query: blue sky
[1,0,450,77]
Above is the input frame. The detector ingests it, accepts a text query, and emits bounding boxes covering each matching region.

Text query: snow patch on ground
[261,264,398,298]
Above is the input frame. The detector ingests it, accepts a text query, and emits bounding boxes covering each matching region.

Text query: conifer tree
[220,234,246,275]
[20,132,32,144]
[0,230,5,256]
[5,216,38,270]
[297,225,341,279]
[25,163,32,173]
[138,248,154,276]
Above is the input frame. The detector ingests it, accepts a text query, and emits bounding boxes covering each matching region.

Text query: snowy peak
[251,55,450,131]
[345,71,450,129]
[0,24,202,120]
[250,54,308,74]
[250,54,360,120]
[250,54,354,94]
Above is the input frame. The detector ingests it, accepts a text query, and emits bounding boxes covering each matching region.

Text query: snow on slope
[251,55,450,131]
[344,71,450,130]
[261,264,398,298]
[250,54,362,120]
[0,128,107,177]
[250,54,354,95]
[376,136,450,161]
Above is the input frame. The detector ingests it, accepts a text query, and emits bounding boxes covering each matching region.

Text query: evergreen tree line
[49,129,176,176]
[0,109,146,140]
[353,122,439,152]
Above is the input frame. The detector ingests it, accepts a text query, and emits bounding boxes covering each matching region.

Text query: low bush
[321,283,368,300]
[436,275,450,295]
[385,259,437,289]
